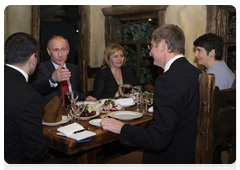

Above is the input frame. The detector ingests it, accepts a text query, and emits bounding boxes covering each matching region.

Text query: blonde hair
[102,44,126,67]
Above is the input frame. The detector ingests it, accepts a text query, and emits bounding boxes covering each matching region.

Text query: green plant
[120,21,156,40]
[120,20,158,86]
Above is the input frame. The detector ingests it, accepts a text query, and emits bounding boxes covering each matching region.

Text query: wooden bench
[195,73,236,164]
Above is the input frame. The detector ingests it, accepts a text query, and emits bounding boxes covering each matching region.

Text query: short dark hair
[152,24,185,55]
[47,35,70,50]
[5,32,38,65]
[193,33,224,60]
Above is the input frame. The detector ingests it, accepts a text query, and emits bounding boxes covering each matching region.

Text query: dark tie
[60,80,69,107]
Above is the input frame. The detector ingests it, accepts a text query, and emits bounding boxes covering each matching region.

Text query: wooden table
[43,105,152,163]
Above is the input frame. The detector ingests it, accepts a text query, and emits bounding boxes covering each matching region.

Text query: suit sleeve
[93,70,116,100]
[119,75,180,152]
[17,91,49,162]
[30,64,56,95]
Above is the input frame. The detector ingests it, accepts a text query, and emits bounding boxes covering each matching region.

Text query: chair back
[195,73,236,163]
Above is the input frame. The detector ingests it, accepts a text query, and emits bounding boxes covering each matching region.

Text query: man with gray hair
[101,24,202,163]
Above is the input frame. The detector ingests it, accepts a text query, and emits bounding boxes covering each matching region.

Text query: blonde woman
[93,44,140,100]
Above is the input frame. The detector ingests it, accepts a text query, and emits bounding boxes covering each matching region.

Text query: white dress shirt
[6,64,29,82]
[164,55,184,72]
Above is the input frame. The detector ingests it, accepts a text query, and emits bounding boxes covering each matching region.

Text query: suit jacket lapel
[46,60,56,74]
[107,67,119,88]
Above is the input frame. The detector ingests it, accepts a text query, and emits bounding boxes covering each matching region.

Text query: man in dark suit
[4,32,76,164]
[31,35,96,106]
[4,32,49,163]
[101,24,202,163]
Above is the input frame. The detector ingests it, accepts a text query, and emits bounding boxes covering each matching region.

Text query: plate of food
[108,111,143,121]
[42,115,71,126]
[78,103,100,120]
[97,98,123,113]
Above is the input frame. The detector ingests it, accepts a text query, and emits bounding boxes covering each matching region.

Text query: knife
[143,113,153,117]
[47,126,62,132]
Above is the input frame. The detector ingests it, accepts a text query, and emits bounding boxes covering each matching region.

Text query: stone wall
[162,5,206,67]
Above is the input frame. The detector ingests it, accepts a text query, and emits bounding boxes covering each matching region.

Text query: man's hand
[85,96,97,101]
[100,118,124,134]
[51,62,71,82]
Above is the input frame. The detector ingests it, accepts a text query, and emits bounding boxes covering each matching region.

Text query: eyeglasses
[147,45,152,50]
[147,44,158,50]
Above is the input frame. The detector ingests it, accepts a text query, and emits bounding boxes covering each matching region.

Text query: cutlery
[73,128,90,134]
[143,113,153,117]
[47,126,62,132]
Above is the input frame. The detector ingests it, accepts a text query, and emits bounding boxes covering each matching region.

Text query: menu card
[57,123,96,141]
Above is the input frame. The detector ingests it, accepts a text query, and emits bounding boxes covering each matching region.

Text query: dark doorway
[40,22,76,64]
[40,5,81,65]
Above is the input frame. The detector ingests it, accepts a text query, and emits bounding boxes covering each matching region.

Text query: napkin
[43,96,62,123]
[115,98,134,106]
[148,106,153,113]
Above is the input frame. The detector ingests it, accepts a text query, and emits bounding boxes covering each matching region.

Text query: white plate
[109,111,143,121]
[42,115,71,126]
[78,109,100,120]
[89,119,102,127]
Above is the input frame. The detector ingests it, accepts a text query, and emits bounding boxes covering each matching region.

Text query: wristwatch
[49,75,57,83]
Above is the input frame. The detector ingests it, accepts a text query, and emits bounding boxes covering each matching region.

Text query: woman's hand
[115,86,124,97]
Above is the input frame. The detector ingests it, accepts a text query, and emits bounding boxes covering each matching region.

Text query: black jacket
[93,66,140,100]
[119,57,202,163]
[31,60,86,106]
[4,66,49,163]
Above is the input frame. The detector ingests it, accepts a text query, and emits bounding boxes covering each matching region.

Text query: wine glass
[72,101,85,119]
[121,84,133,97]
[133,86,142,93]
[68,91,79,104]
[133,91,141,112]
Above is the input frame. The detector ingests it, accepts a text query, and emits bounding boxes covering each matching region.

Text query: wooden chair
[195,73,236,164]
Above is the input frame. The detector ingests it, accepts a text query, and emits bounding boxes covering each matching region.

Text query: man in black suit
[4,32,77,164]
[4,32,49,163]
[101,24,202,163]
[31,35,96,106]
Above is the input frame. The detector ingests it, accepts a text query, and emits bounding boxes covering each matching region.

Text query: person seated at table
[93,44,140,100]
[101,24,202,164]
[194,33,234,90]
[31,35,96,106]
[4,32,75,164]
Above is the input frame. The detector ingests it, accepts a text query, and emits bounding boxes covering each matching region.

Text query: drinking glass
[140,97,148,114]
[68,91,79,104]
[133,91,141,112]
[64,92,71,108]
[121,84,133,97]
[133,86,142,93]
[72,101,85,119]
[66,104,74,121]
